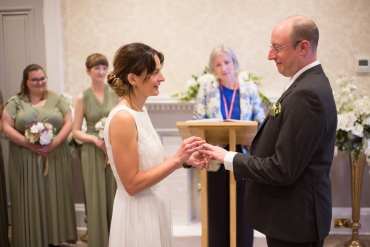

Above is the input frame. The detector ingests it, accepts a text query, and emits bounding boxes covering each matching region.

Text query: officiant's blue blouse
[193,75,265,125]
[220,86,241,120]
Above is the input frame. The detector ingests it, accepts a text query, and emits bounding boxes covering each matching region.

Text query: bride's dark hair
[107,43,164,97]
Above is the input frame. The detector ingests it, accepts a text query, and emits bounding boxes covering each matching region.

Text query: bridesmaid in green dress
[72,53,118,247]
[0,89,9,247]
[2,64,77,247]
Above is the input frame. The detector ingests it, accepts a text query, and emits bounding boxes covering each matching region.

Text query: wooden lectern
[176,121,258,247]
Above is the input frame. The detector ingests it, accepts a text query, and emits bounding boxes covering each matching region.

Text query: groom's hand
[199,143,228,163]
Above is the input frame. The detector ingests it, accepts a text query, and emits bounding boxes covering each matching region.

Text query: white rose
[336,77,346,86]
[99,129,104,139]
[337,115,347,131]
[63,93,73,101]
[342,86,351,93]
[185,78,197,90]
[95,121,103,130]
[197,74,215,84]
[351,122,364,137]
[39,130,53,145]
[37,122,44,131]
[81,118,87,133]
[337,112,356,132]
[349,83,357,91]
[353,98,370,115]
[364,144,370,164]
[239,71,250,82]
[30,125,40,134]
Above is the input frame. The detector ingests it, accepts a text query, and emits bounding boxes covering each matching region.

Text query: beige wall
[61,0,370,101]
[60,0,370,212]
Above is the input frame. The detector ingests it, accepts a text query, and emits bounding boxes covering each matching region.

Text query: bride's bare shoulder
[110,108,134,126]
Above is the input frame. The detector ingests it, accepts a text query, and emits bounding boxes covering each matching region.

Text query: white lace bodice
[104,105,164,192]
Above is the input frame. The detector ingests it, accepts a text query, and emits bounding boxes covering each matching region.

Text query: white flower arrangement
[334,73,370,165]
[62,93,73,108]
[62,93,75,121]
[172,67,271,105]
[62,93,87,146]
[95,117,107,139]
[24,121,56,145]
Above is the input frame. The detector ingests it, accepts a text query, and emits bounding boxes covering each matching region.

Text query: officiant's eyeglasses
[28,77,48,83]
[270,41,302,54]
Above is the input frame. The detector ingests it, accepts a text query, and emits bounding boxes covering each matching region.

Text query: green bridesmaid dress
[81,85,118,247]
[5,92,77,247]
[0,90,9,247]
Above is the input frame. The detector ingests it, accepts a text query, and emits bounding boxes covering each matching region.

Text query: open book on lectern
[186,118,254,123]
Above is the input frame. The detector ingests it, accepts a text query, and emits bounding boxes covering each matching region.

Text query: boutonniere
[269,102,282,116]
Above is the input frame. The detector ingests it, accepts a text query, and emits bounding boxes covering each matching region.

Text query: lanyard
[219,80,238,120]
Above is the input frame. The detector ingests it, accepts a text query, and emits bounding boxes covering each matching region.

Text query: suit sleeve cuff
[224,151,237,172]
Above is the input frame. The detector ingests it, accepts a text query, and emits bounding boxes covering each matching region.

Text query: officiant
[193,44,265,247]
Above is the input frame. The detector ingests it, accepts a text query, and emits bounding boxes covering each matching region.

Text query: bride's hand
[186,151,211,170]
[174,136,206,166]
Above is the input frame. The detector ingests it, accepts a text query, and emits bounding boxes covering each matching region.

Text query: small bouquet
[95,117,107,139]
[95,117,110,167]
[25,121,56,176]
[25,121,56,145]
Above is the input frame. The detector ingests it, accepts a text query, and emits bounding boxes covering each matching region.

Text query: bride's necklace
[124,96,140,112]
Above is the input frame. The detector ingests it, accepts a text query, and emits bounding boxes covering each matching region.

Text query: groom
[200,15,337,247]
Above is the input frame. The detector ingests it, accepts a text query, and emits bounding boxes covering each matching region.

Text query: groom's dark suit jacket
[233,65,337,242]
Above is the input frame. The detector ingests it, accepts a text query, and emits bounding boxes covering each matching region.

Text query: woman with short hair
[72,53,118,247]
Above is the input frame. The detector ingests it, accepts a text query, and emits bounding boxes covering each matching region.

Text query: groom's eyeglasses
[270,41,302,54]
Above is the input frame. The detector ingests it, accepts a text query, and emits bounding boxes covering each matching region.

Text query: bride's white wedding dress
[104,105,173,247]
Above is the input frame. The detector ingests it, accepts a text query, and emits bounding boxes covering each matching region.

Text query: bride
[104,42,210,247]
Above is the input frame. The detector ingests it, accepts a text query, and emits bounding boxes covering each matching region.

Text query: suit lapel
[254,64,323,138]
[279,64,324,101]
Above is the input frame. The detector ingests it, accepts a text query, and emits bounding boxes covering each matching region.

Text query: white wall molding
[145,95,280,112]
[147,103,194,112]
[146,97,194,111]
[43,0,64,94]
[155,128,180,136]
[74,203,87,230]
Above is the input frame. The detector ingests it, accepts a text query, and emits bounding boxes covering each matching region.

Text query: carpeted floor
[7,227,370,246]
[55,230,370,247]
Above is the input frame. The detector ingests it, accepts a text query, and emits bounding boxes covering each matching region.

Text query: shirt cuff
[224,151,237,172]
